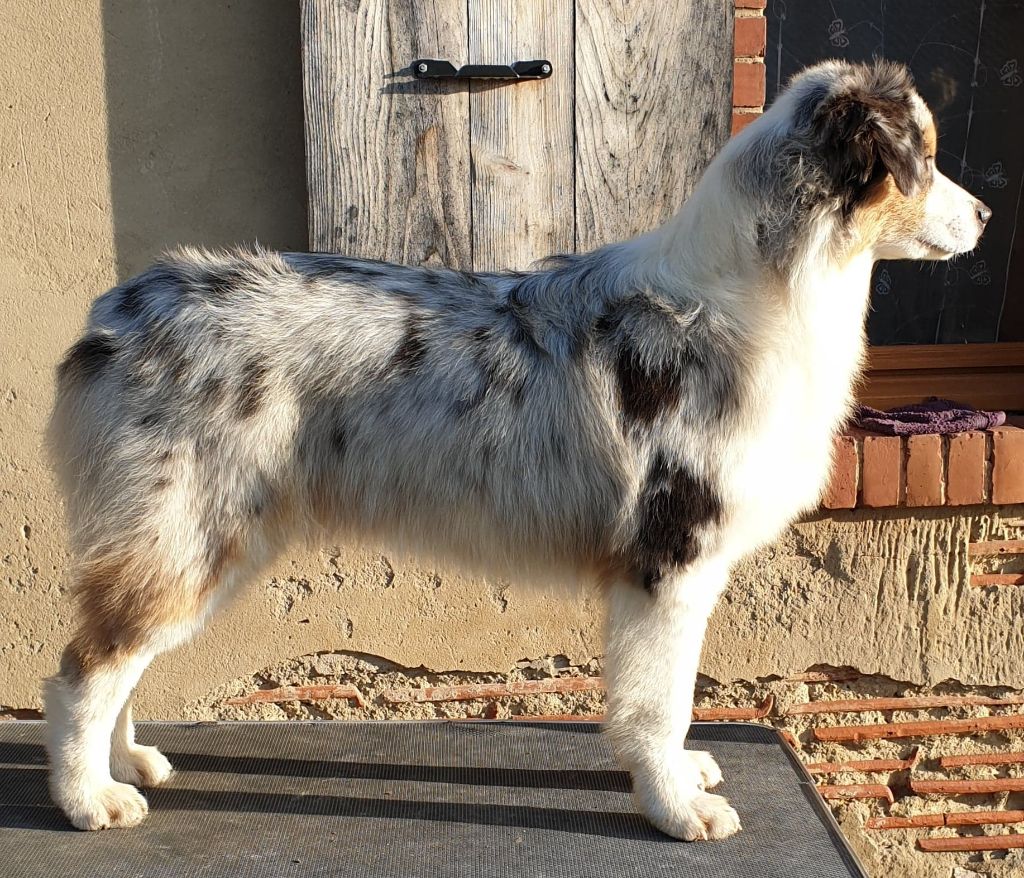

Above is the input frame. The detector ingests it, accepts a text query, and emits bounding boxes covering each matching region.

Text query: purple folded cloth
[854,397,1006,436]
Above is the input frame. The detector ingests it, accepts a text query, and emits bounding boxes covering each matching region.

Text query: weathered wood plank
[302,0,471,267]
[469,1,574,270]
[575,0,733,249]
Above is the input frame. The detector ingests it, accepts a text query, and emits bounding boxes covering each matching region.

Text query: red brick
[992,427,1024,504]
[861,435,901,507]
[905,434,943,507]
[733,62,766,108]
[734,15,766,56]
[947,432,986,505]
[382,677,604,704]
[731,111,760,136]
[822,434,858,509]
[225,684,365,707]
[735,0,766,8]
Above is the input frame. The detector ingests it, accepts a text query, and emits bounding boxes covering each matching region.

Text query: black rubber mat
[0,721,866,877]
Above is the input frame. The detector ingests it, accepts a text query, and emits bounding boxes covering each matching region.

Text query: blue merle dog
[45,61,988,837]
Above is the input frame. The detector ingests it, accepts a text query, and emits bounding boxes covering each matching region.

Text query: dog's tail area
[48,328,114,490]
[44,276,271,829]
[46,263,197,552]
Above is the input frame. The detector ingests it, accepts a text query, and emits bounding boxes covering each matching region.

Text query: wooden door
[302,0,733,270]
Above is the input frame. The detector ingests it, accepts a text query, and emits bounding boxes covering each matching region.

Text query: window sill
[822,419,1024,510]
[861,344,1024,411]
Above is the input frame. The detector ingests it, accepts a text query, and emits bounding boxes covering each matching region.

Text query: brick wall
[822,422,1024,510]
[733,0,766,135]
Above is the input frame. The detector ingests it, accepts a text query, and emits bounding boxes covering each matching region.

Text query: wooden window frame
[861,343,1024,412]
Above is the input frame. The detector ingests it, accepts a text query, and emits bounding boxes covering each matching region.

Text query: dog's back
[49,247,647,594]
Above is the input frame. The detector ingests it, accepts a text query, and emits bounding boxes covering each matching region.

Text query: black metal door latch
[411,59,552,81]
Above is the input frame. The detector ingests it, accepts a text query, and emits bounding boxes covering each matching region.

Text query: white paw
[631,761,742,841]
[54,779,149,831]
[111,744,173,788]
[687,750,723,790]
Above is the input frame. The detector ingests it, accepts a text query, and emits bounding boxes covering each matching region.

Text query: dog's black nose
[977,202,992,227]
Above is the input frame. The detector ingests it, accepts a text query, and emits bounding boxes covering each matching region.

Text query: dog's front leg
[603,560,740,841]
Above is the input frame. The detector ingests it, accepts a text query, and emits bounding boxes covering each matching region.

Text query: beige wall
[0,0,306,710]
[2,1,1023,719]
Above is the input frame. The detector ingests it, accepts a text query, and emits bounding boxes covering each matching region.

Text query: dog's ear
[810,63,927,201]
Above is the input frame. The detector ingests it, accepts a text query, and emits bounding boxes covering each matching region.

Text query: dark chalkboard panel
[766,1,1024,344]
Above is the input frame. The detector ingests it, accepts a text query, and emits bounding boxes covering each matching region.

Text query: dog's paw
[111,744,173,788]
[686,750,723,790]
[631,761,741,841]
[676,791,742,841]
[54,780,149,831]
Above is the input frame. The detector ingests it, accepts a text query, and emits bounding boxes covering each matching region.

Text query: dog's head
[741,60,989,263]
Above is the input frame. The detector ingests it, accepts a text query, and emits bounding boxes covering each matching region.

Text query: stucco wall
[2,0,1022,719]
[0,0,308,711]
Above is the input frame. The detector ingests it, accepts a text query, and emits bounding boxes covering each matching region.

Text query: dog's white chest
[720,266,871,554]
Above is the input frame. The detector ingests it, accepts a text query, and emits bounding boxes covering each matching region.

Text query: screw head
[417,62,428,74]
[541,63,551,74]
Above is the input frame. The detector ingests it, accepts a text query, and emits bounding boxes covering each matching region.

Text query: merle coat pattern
[44,61,989,839]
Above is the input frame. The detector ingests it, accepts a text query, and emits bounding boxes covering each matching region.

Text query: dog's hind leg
[45,632,159,830]
[603,559,741,842]
[110,702,173,788]
[43,547,234,830]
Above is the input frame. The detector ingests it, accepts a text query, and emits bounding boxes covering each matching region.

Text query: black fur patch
[168,357,189,385]
[458,270,485,289]
[682,339,741,421]
[330,425,347,456]
[306,258,389,281]
[57,334,116,384]
[811,62,927,210]
[132,266,184,307]
[450,330,495,416]
[204,267,246,298]
[614,346,683,428]
[630,452,723,590]
[597,296,742,427]
[117,280,146,318]
[236,358,269,419]
[388,317,427,373]
[497,295,546,358]
[192,435,220,460]
[792,82,831,131]
[456,326,529,413]
[197,374,225,408]
[343,261,388,279]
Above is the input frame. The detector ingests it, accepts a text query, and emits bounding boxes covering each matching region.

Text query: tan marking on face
[851,114,932,254]
[923,118,937,157]
[857,176,927,243]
